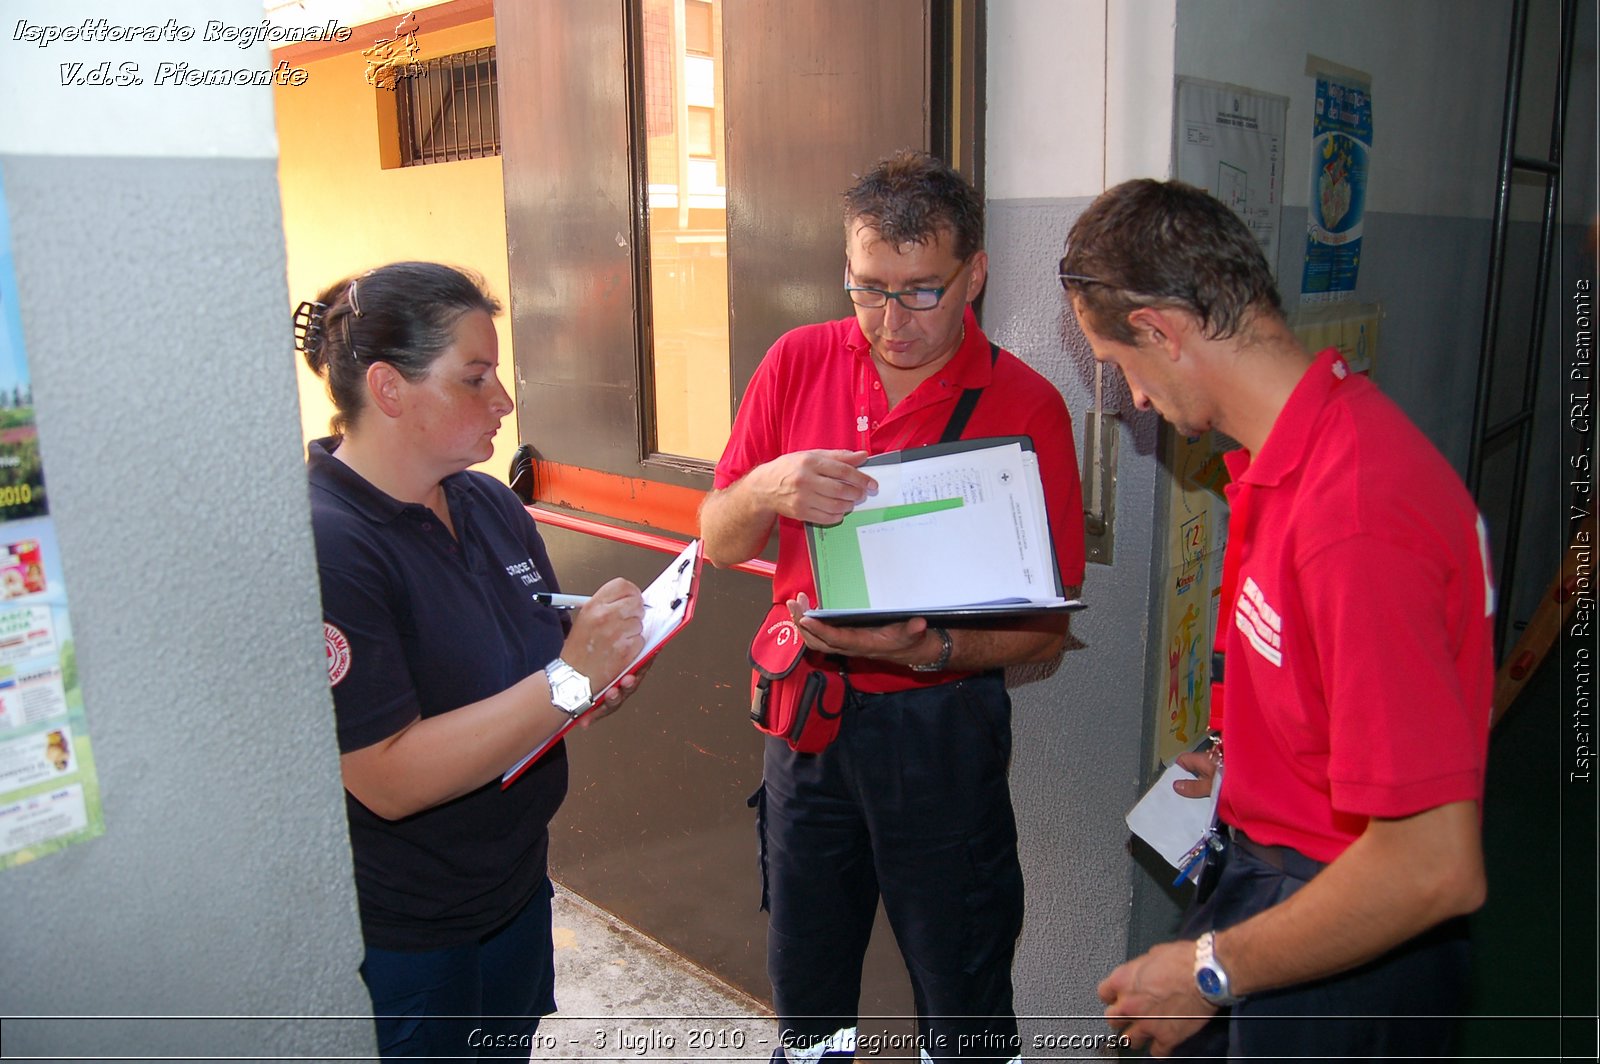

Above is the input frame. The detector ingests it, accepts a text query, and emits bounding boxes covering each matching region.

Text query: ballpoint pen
[532,592,591,610]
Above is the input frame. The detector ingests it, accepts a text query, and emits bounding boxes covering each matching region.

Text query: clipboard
[804,599,1086,626]
[502,537,704,787]
[803,437,1083,626]
[864,435,1041,470]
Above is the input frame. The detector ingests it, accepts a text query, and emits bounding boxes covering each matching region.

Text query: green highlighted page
[809,498,964,609]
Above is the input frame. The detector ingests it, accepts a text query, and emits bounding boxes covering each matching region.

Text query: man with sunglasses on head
[701,150,1084,1062]
[1063,179,1491,1059]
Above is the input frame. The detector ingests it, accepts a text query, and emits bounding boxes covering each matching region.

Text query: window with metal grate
[395,46,499,166]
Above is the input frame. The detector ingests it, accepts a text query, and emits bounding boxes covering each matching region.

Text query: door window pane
[641,0,730,461]
[687,108,715,157]
[685,0,714,54]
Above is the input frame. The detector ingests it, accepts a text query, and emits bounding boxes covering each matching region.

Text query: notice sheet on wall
[0,172,105,871]
[1175,78,1289,278]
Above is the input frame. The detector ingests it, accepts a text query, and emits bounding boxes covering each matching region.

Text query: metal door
[496,0,980,1012]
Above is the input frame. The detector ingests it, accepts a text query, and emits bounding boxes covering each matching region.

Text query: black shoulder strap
[939,341,1000,443]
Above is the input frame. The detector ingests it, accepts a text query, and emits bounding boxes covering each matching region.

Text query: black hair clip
[292,300,326,354]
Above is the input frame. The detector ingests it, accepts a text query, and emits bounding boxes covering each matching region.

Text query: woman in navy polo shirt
[298,262,647,1060]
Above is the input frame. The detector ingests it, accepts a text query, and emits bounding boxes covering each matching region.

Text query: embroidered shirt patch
[325,622,352,687]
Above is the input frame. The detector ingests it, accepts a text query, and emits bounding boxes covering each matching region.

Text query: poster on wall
[1156,79,1289,765]
[1175,78,1289,277]
[1152,432,1232,768]
[0,172,104,871]
[1290,302,1384,376]
[1301,58,1374,303]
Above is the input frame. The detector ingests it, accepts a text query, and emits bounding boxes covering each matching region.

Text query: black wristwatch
[909,627,953,673]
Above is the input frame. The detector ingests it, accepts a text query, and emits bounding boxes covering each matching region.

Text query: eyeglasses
[1057,255,1112,292]
[845,259,969,311]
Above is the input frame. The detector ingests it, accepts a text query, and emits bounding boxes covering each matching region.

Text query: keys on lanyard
[1173,827,1226,888]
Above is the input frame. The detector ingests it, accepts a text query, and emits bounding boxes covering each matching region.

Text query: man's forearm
[1216,799,1485,996]
[699,480,776,567]
[943,617,1068,671]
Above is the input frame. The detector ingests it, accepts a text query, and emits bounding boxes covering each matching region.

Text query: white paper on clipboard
[501,538,702,787]
[804,437,1076,623]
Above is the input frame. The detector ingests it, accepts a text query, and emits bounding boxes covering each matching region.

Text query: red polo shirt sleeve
[1304,533,1488,819]
[715,352,785,492]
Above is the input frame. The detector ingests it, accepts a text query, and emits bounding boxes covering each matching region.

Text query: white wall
[986,0,1107,199]
[989,0,1516,213]
[0,0,279,159]
[1107,0,1179,186]
[983,0,1182,1030]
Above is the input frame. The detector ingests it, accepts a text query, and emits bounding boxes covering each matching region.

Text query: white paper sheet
[856,501,1026,609]
[1125,759,1223,875]
[819,440,1056,609]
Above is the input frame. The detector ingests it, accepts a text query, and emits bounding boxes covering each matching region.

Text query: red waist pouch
[747,604,847,753]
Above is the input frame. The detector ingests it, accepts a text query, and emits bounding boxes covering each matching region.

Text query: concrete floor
[538,884,775,1062]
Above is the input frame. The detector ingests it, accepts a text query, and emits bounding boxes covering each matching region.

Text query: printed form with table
[805,437,1085,624]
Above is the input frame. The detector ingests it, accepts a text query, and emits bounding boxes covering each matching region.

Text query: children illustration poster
[0,171,104,870]
[1301,63,1374,303]
[1154,429,1231,768]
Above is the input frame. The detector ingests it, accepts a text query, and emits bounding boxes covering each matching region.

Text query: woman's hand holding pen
[561,577,646,718]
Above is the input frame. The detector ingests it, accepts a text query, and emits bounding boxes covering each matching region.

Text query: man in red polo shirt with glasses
[1063,179,1493,1059]
[702,150,1085,1063]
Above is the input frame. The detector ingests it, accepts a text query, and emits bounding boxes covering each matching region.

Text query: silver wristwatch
[544,657,593,719]
[909,626,953,672]
[1193,931,1241,1006]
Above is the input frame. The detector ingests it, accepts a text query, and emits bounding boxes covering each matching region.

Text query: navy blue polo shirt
[307,437,569,950]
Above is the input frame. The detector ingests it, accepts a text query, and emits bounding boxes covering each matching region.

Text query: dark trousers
[1174,834,1471,1062]
[754,672,1024,1063]
[359,878,557,1062]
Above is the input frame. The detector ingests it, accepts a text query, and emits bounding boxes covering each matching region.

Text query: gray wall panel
[985,198,1162,1029]
[0,154,369,1058]
[1276,207,1493,473]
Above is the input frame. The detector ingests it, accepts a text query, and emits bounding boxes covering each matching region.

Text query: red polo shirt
[1214,350,1494,862]
[715,308,1085,693]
